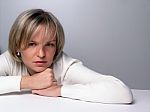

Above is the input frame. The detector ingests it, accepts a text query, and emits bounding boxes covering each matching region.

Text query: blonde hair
[8,9,65,63]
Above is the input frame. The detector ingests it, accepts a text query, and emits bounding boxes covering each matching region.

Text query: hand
[21,68,56,89]
[32,83,62,97]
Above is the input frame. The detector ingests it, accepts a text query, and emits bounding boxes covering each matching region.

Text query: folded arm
[61,62,133,103]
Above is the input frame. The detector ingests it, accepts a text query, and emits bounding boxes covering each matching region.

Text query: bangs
[43,21,57,41]
[20,16,57,49]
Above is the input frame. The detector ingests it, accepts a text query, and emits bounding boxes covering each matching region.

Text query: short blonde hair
[8,9,65,63]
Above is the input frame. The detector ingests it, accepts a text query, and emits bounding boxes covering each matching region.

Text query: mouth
[34,61,47,63]
[33,61,47,67]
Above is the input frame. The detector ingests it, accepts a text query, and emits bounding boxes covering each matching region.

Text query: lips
[33,61,47,66]
[34,61,47,63]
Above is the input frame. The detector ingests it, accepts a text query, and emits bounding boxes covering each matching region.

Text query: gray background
[0,0,150,89]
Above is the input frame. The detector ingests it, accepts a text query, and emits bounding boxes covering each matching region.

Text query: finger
[32,90,39,94]
[52,81,57,86]
[32,89,45,96]
[52,78,57,82]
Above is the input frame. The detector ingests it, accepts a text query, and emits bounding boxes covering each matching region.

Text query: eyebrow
[49,40,56,42]
[29,40,56,43]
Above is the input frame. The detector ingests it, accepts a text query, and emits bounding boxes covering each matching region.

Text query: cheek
[46,49,56,61]
[46,51,55,59]
[21,50,34,63]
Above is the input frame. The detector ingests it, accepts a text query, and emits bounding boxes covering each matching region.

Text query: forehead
[30,24,56,41]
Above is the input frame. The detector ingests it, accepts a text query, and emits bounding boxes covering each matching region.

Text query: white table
[0,89,150,112]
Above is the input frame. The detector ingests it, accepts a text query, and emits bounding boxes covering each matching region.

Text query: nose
[37,46,45,58]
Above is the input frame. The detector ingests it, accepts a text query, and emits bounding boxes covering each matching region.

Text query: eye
[45,43,55,47]
[28,42,36,47]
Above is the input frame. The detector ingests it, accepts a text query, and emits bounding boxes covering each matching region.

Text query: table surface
[0,89,150,112]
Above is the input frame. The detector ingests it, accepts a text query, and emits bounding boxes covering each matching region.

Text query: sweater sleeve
[61,62,133,103]
[0,76,21,94]
[0,51,22,94]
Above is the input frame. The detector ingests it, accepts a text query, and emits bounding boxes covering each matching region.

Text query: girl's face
[20,25,56,75]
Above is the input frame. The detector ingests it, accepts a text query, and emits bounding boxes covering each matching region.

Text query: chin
[34,67,48,73]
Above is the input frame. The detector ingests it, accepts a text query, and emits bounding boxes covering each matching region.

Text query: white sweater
[0,51,133,103]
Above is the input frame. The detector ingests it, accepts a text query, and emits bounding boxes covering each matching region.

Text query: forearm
[61,63,133,103]
[21,68,58,90]
[20,75,32,89]
[61,78,133,103]
[32,84,62,97]
[0,75,33,94]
